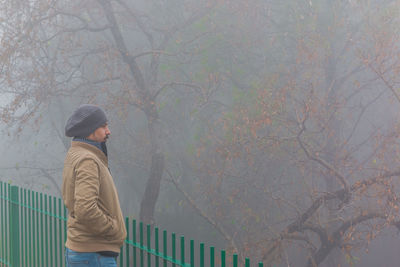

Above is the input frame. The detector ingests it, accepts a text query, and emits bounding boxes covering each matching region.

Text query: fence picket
[126,218,130,267]
[45,194,49,267]
[53,196,58,267]
[200,243,204,267]
[10,186,20,267]
[190,240,194,267]
[181,236,185,266]
[140,222,144,267]
[163,229,167,267]
[172,232,176,267]
[147,224,151,267]
[5,184,9,265]
[36,192,39,266]
[24,189,28,266]
[32,190,36,267]
[58,198,63,267]
[49,195,53,267]
[210,246,215,267]
[155,227,159,267]
[134,219,137,267]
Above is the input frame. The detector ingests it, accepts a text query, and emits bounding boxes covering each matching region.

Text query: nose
[105,125,111,135]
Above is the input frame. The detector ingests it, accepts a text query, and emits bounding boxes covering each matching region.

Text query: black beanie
[65,104,108,137]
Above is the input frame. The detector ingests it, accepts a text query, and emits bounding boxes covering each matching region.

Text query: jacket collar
[71,141,108,166]
[73,137,108,157]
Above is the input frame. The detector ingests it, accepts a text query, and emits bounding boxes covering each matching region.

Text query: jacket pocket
[105,215,126,242]
[104,215,119,240]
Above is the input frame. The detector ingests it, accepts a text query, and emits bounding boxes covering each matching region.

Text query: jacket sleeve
[73,158,116,237]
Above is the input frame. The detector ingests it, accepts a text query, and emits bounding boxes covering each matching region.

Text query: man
[62,104,127,267]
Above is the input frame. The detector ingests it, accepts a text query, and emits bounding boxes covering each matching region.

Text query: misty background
[2,0,400,266]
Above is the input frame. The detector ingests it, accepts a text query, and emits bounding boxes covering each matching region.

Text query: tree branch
[297,115,350,192]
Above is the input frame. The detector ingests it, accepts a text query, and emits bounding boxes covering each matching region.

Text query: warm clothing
[65,104,108,137]
[62,141,126,253]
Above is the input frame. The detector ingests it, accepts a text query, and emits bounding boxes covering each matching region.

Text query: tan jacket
[62,141,127,253]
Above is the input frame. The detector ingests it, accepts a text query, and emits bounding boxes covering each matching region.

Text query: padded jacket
[62,141,127,253]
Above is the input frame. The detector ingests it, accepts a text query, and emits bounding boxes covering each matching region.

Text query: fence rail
[0,182,263,267]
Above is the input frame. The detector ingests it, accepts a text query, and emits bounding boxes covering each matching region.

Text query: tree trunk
[98,0,165,225]
[140,151,164,224]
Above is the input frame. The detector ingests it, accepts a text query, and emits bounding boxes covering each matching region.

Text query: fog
[2,0,400,266]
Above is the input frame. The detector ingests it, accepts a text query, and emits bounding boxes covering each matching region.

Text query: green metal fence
[0,182,263,267]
